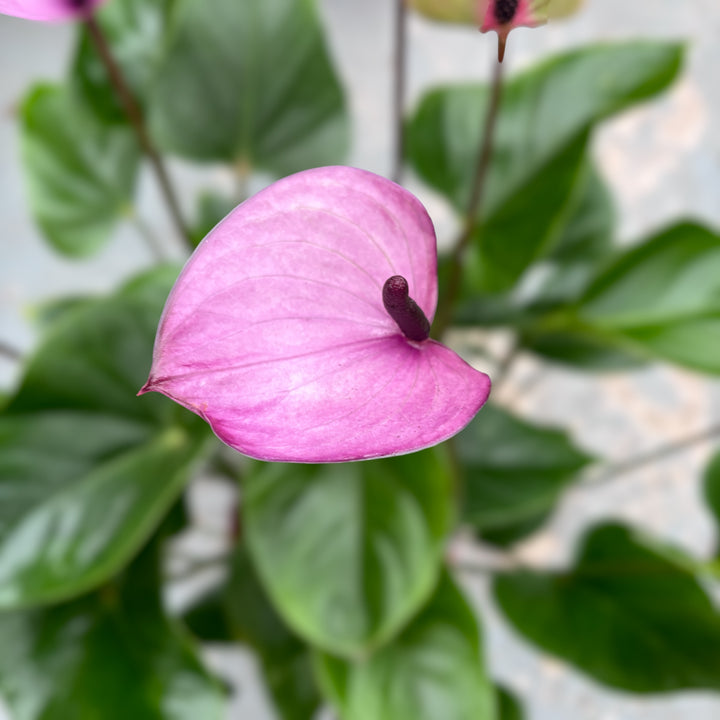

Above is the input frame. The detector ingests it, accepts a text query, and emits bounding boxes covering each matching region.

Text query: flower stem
[84,14,193,252]
[583,423,720,488]
[434,58,505,338]
[391,0,408,184]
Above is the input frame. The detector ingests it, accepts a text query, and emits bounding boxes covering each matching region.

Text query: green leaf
[456,404,592,540]
[20,83,140,256]
[568,222,720,374]
[407,42,683,291]
[315,572,495,720]
[243,449,453,656]
[72,0,173,124]
[149,0,349,174]
[494,523,720,692]
[0,267,212,609]
[0,539,224,720]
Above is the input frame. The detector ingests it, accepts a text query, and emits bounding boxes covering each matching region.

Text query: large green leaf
[183,545,321,720]
[243,449,453,656]
[20,83,140,256]
[456,404,592,541]
[0,540,224,720]
[407,42,683,292]
[148,0,349,174]
[494,523,720,692]
[0,267,212,609]
[547,222,720,374]
[315,572,495,720]
[72,0,173,124]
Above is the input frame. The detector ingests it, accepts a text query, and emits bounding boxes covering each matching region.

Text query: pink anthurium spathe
[0,0,104,21]
[139,166,491,463]
[478,0,548,61]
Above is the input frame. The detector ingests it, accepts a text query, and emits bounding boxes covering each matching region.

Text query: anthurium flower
[139,166,491,463]
[0,0,104,22]
[479,0,548,60]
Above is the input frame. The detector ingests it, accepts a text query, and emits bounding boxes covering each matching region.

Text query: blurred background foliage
[1,0,720,719]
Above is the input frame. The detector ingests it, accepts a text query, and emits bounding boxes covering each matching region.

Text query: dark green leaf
[243,449,453,656]
[72,0,173,124]
[0,539,224,720]
[20,83,140,256]
[0,267,212,609]
[149,0,349,174]
[456,404,592,539]
[315,572,495,720]
[407,42,683,291]
[494,523,720,692]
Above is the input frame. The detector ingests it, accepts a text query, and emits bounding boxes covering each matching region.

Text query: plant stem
[583,423,720,488]
[0,341,23,363]
[434,58,505,338]
[84,15,193,251]
[391,0,407,184]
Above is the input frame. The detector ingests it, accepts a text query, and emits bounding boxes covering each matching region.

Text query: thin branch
[0,341,23,363]
[583,423,720,488]
[84,14,193,251]
[391,0,408,184]
[434,58,505,338]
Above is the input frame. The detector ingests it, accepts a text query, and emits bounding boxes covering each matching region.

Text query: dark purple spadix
[383,275,431,342]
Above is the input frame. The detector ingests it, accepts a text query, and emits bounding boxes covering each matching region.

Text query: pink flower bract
[0,0,104,22]
[139,166,491,463]
[478,0,547,60]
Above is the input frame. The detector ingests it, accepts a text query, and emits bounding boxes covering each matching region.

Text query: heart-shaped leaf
[243,448,453,656]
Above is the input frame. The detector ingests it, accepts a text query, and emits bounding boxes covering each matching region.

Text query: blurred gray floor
[2,1,720,718]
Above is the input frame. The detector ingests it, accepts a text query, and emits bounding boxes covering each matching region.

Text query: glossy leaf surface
[243,449,453,656]
[0,542,224,720]
[0,268,210,608]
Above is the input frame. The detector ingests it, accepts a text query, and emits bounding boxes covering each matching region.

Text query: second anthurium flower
[140,166,491,463]
[0,0,105,21]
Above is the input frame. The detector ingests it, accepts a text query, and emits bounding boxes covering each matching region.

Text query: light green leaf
[243,449,453,656]
[0,267,212,609]
[149,0,349,174]
[72,0,173,124]
[315,572,495,720]
[494,523,720,692]
[20,83,140,256]
[457,404,592,539]
[0,541,224,720]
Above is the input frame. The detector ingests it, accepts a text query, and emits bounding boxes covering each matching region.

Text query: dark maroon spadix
[383,275,431,342]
